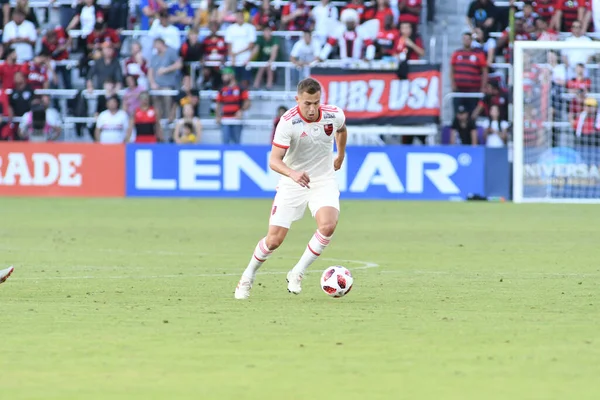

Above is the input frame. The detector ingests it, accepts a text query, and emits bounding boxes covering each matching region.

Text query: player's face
[296,91,321,121]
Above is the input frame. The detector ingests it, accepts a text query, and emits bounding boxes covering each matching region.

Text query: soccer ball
[320,266,354,298]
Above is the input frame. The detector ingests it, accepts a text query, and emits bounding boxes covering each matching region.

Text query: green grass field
[1,198,599,399]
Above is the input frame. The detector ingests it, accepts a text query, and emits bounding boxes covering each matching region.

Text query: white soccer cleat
[287,271,303,294]
[234,276,253,299]
[0,266,14,284]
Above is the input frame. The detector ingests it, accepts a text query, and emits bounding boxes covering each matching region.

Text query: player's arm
[269,145,310,188]
[334,123,347,171]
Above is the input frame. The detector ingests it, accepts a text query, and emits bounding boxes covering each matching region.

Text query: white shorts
[269,180,340,229]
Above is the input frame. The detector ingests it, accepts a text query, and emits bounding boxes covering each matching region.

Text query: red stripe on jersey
[307,244,321,256]
[320,107,338,112]
[254,254,266,263]
[283,107,299,120]
[272,142,289,149]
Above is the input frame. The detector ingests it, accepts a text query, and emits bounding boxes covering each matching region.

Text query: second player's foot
[287,271,303,294]
[0,266,14,284]
[234,275,253,299]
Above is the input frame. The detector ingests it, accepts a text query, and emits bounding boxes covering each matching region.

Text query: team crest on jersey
[323,112,335,119]
[324,124,334,136]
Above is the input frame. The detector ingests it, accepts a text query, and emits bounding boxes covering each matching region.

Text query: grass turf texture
[1,198,599,400]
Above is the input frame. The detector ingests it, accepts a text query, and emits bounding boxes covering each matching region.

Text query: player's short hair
[297,78,321,95]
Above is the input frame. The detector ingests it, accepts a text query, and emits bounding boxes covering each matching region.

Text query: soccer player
[0,266,14,284]
[234,78,347,299]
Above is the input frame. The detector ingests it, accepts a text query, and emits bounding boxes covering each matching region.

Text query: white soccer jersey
[272,105,345,186]
[97,110,129,144]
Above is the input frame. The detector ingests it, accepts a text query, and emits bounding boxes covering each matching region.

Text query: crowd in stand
[450,0,600,147]
[0,0,430,144]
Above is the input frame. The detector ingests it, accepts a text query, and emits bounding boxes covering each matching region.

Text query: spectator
[582,1,596,33]
[394,21,425,61]
[193,0,218,28]
[148,38,182,124]
[345,0,369,23]
[0,84,12,140]
[568,88,587,126]
[373,14,400,60]
[482,104,509,147]
[398,0,422,30]
[515,2,538,33]
[24,51,52,90]
[19,95,62,142]
[13,0,39,28]
[67,0,104,49]
[563,21,594,72]
[252,0,278,31]
[534,16,559,41]
[311,0,339,48]
[270,105,288,142]
[0,0,9,29]
[552,0,585,32]
[472,80,509,120]
[373,0,395,29]
[533,0,556,24]
[174,81,199,116]
[0,48,25,89]
[174,103,202,143]
[9,71,33,120]
[567,63,591,92]
[42,27,72,89]
[127,91,163,143]
[216,67,250,144]
[290,30,320,71]
[472,27,496,66]
[140,0,167,29]
[86,20,120,56]
[124,41,149,89]
[95,95,129,143]
[169,0,194,30]
[149,10,182,51]
[466,0,496,31]
[450,105,478,145]
[281,0,312,31]
[573,97,600,146]
[497,16,530,63]
[200,20,226,90]
[320,8,371,62]
[122,75,145,115]
[180,27,203,90]
[105,0,129,31]
[543,50,567,117]
[218,0,239,28]
[450,32,488,113]
[87,42,123,90]
[95,78,118,114]
[2,8,36,63]
[252,26,281,89]
[225,9,257,89]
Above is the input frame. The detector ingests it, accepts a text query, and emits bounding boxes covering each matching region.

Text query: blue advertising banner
[126,145,485,200]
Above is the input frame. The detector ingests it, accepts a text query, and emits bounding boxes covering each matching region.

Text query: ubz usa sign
[126,145,484,200]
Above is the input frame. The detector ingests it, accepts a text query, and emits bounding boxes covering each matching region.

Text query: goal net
[513,41,600,203]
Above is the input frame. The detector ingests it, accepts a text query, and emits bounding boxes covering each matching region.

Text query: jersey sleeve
[334,108,346,130]
[272,118,291,149]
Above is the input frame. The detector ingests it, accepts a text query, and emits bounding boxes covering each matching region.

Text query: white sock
[242,238,273,280]
[291,230,332,275]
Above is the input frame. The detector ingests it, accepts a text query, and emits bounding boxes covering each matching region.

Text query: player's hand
[334,155,344,171]
[290,170,310,188]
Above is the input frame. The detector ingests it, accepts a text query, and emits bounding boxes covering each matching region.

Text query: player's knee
[265,233,285,250]
[318,221,337,237]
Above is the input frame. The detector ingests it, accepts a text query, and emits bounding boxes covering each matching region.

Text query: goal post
[513,40,600,203]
